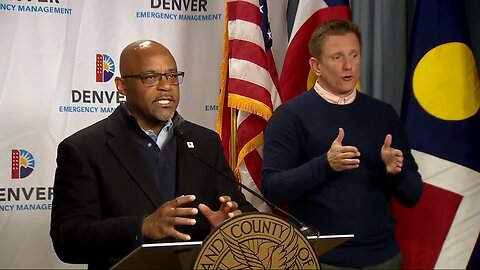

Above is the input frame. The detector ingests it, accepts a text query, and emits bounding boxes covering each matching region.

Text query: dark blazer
[50,105,256,269]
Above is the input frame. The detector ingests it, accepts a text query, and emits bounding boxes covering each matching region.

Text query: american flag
[217,0,281,212]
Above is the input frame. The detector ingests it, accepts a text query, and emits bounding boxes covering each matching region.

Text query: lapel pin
[187,141,194,148]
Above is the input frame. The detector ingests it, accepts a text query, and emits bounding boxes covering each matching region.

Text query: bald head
[119,40,175,76]
[114,39,181,133]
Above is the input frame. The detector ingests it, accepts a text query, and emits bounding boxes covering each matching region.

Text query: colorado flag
[397,0,480,269]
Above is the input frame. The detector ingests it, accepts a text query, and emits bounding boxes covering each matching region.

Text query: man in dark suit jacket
[50,40,256,269]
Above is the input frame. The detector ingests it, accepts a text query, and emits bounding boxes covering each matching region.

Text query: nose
[156,76,173,91]
[343,58,352,70]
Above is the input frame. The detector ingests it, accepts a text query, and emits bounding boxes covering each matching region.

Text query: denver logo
[11,149,35,179]
[96,53,115,83]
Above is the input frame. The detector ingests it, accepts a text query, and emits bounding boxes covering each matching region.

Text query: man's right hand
[327,128,361,171]
[142,195,198,241]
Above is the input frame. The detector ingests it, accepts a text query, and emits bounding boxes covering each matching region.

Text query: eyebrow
[142,68,178,73]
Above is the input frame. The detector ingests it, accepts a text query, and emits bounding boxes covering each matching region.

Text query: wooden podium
[112,213,353,269]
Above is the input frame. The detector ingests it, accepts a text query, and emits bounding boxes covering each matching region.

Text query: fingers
[228,209,242,218]
[339,145,359,153]
[226,200,238,211]
[198,203,213,218]
[333,128,345,146]
[330,128,359,154]
[392,149,404,167]
[336,128,345,144]
[335,147,360,166]
[219,196,237,210]
[198,203,223,229]
[219,196,231,203]
[380,134,403,175]
[142,195,199,241]
[339,158,361,168]
[328,128,360,171]
[158,220,194,241]
[169,230,193,241]
[171,206,198,217]
[337,148,360,158]
[172,216,197,226]
[169,194,196,208]
[199,197,242,229]
[393,149,403,159]
[389,163,402,174]
[385,149,404,174]
[383,134,392,149]
[198,198,238,217]
[165,195,198,226]
[221,201,238,216]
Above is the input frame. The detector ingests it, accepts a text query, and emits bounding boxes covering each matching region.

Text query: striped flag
[397,0,480,269]
[217,0,282,212]
[280,0,351,102]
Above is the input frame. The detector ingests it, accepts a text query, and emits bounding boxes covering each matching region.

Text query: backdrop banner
[0,0,225,268]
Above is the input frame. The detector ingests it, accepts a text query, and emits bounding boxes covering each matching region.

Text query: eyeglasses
[122,71,185,86]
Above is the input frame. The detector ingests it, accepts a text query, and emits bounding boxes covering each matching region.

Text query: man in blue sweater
[262,20,423,269]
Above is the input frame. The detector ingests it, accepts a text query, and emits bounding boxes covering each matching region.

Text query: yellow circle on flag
[412,42,480,120]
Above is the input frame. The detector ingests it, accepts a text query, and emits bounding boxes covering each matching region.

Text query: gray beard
[154,110,175,122]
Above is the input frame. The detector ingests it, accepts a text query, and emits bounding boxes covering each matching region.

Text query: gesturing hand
[381,134,403,175]
[142,195,198,241]
[198,196,241,229]
[327,128,361,171]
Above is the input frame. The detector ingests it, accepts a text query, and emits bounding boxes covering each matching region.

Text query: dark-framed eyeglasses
[122,71,185,86]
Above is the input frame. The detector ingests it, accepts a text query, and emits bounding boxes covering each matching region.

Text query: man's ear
[115,77,127,96]
[309,57,321,76]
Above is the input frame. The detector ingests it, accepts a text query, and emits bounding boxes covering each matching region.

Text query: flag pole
[218,1,238,175]
[230,108,237,170]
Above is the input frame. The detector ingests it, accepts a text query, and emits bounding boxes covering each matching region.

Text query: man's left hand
[198,196,242,229]
[381,134,403,175]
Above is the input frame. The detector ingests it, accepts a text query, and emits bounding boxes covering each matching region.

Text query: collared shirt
[145,119,174,150]
[120,102,174,150]
[313,80,357,105]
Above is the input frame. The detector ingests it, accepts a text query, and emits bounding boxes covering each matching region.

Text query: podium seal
[194,213,319,269]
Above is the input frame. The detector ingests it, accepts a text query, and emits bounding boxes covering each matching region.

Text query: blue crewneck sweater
[262,90,423,267]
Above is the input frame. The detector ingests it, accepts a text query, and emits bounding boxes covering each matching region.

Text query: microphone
[172,115,319,237]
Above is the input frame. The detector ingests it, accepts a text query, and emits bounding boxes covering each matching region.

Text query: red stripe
[237,114,266,152]
[227,1,261,25]
[244,149,263,190]
[230,39,268,70]
[280,6,351,102]
[266,50,281,96]
[392,183,462,269]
